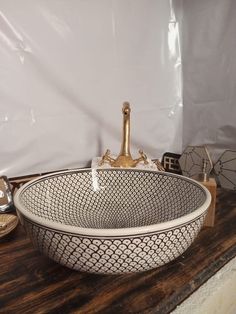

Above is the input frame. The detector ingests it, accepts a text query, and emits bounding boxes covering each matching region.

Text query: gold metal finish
[100,102,149,168]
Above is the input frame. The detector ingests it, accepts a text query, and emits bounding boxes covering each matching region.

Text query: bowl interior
[18,169,206,229]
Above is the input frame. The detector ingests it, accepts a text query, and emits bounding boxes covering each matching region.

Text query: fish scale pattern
[25,214,205,274]
[20,169,206,229]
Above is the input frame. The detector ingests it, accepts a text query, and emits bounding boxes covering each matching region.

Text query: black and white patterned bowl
[14,169,211,274]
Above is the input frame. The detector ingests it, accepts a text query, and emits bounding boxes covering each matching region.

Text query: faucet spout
[119,102,131,157]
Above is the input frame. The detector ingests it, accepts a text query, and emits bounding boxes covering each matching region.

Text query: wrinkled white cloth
[0,1,182,177]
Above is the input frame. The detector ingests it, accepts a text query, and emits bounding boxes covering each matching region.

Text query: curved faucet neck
[119,102,131,157]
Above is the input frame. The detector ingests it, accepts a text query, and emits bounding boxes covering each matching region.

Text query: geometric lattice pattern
[20,169,206,229]
[24,214,206,274]
[16,169,209,274]
[179,146,213,178]
[214,150,236,190]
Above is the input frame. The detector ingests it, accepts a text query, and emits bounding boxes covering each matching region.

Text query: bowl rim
[14,168,211,237]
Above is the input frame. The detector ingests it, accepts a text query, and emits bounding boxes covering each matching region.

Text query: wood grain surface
[0,189,236,314]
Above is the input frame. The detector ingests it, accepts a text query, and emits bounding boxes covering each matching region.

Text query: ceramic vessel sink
[14,169,211,274]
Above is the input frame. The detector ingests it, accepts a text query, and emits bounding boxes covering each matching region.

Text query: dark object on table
[161,152,182,174]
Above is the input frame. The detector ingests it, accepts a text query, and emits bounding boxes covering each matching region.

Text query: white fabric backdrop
[3,0,235,176]
[182,0,236,162]
[0,0,183,177]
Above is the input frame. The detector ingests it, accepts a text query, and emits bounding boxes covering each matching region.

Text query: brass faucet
[99,102,149,168]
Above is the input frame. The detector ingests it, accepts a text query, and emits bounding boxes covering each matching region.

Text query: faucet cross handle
[133,150,149,166]
[99,149,115,166]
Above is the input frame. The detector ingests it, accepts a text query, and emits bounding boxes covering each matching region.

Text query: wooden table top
[0,189,236,314]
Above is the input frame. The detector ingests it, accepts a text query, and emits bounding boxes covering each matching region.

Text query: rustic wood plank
[0,189,236,314]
